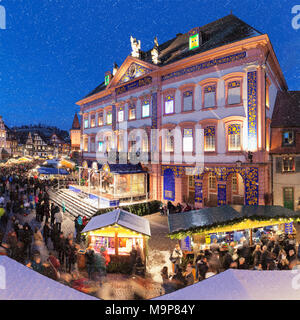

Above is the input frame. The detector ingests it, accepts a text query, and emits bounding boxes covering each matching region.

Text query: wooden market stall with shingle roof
[81,208,151,265]
[167,205,300,253]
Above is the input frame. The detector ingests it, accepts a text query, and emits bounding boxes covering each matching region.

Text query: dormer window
[282,131,295,146]
[188,27,201,50]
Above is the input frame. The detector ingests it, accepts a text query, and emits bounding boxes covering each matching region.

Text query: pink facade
[76,15,288,207]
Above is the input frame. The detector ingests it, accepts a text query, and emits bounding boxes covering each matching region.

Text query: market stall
[168,205,300,255]
[81,208,151,262]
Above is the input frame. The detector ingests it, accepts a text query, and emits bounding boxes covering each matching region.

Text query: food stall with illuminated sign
[81,208,151,264]
[168,205,300,257]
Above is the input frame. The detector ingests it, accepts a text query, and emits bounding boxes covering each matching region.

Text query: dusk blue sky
[0,0,299,130]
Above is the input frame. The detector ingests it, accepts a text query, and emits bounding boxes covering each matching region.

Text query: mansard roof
[271,91,300,128]
[82,14,262,100]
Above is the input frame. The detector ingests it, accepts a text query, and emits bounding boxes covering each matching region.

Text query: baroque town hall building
[76,14,288,208]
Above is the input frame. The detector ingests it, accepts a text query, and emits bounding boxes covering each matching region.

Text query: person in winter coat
[22,223,33,259]
[252,244,262,268]
[27,254,45,274]
[82,216,88,227]
[50,203,56,227]
[65,238,77,273]
[7,230,18,258]
[85,247,95,279]
[54,207,63,233]
[171,244,183,273]
[260,245,271,270]
[75,216,83,243]
[57,232,66,265]
[219,245,233,270]
[100,247,110,266]
[43,221,51,248]
[33,227,44,247]
[196,255,208,281]
[93,252,107,284]
[183,263,194,286]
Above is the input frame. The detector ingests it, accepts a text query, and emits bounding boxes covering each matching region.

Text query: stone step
[48,189,98,218]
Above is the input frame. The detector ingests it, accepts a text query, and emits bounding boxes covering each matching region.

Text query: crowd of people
[0,163,104,288]
[160,230,300,294]
[160,201,196,215]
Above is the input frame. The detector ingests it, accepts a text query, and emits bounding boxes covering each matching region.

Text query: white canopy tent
[0,256,98,300]
[154,269,300,300]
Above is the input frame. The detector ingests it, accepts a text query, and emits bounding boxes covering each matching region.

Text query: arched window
[228,124,241,151]
[204,126,216,152]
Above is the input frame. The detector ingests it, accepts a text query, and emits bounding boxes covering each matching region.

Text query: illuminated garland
[169,215,300,240]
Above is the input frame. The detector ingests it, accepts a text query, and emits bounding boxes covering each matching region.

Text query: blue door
[163,168,175,201]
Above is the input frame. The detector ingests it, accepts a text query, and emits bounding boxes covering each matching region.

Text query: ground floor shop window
[89,235,143,256]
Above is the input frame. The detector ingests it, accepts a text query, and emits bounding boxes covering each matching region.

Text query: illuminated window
[204,126,216,152]
[164,130,174,152]
[228,124,241,151]
[105,74,110,86]
[208,172,216,190]
[183,91,193,111]
[165,95,174,114]
[282,131,294,146]
[98,113,103,126]
[266,78,270,109]
[98,141,103,152]
[106,111,112,125]
[228,81,241,105]
[183,128,193,152]
[189,28,200,50]
[282,157,295,172]
[142,100,150,118]
[129,106,136,120]
[83,137,88,152]
[118,108,124,122]
[91,114,96,128]
[204,85,216,108]
[84,117,89,129]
